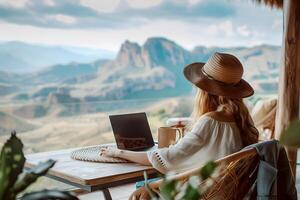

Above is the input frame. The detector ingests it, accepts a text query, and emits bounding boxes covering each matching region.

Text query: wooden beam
[275,0,300,177]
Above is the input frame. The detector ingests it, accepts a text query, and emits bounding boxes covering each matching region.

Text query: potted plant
[0,131,79,200]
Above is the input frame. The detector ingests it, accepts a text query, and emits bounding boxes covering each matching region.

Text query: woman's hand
[99,147,121,157]
[129,186,151,200]
[100,147,151,165]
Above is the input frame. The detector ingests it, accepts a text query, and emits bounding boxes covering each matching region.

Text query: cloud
[204,21,260,41]
[206,21,235,37]
[43,0,55,7]
[237,25,251,37]
[0,0,282,50]
[129,0,235,19]
[0,0,235,29]
[0,0,30,8]
[125,0,163,9]
[272,18,282,30]
[48,14,77,24]
[79,0,120,13]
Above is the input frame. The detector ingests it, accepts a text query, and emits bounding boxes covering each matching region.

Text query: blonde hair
[191,89,258,147]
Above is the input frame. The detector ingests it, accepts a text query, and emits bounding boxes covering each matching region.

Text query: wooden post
[275,0,300,177]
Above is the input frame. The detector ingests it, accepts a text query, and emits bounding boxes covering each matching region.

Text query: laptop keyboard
[115,135,149,150]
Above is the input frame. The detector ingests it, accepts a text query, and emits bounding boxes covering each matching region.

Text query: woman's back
[147,112,243,173]
[101,52,258,176]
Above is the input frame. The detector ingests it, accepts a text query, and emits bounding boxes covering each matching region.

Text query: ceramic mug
[158,127,182,148]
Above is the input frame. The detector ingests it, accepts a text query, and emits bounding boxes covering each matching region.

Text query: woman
[100,52,258,174]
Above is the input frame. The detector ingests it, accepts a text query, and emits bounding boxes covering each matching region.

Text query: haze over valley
[1,37,280,103]
[0,37,280,152]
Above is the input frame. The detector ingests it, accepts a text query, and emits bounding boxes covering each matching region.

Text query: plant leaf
[143,171,158,199]
[159,179,176,200]
[0,131,25,200]
[26,159,56,175]
[280,120,300,148]
[13,159,56,194]
[182,183,200,200]
[21,190,78,200]
[199,161,216,180]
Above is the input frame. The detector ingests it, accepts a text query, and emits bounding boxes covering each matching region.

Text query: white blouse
[147,115,243,173]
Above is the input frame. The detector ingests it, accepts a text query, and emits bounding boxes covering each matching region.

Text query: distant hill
[0,37,281,104]
[0,41,116,73]
[67,37,280,100]
[0,70,25,84]
[24,59,110,84]
[0,71,27,96]
[0,111,36,134]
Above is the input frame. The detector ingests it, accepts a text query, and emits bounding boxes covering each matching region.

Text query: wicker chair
[201,148,259,199]
[130,148,259,200]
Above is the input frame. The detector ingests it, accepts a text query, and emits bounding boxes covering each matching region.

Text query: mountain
[0,59,110,97]
[0,70,25,84]
[66,38,192,100]
[142,37,192,68]
[0,71,28,96]
[0,111,36,134]
[114,38,192,69]
[65,37,280,101]
[0,37,281,105]
[0,41,116,73]
[24,59,110,84]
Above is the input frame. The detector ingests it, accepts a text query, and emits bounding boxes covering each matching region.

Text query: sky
[0,0,283,51]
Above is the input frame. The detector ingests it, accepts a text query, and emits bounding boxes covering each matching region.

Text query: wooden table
[25,147,157,200]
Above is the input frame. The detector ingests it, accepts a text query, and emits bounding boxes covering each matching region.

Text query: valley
[0,37,280,153]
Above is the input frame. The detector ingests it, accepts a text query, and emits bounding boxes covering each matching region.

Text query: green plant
[280,120,300,148]
[0,131,78,200]
[144,161,217,200]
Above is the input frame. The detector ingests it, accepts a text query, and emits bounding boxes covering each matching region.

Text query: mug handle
[173,128,183,142]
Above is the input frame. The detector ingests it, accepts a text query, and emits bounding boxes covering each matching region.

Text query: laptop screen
[109,112,155,150]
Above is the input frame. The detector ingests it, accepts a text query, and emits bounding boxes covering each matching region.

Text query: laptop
[109,112,156,151]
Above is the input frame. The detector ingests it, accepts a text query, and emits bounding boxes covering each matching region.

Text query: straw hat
[184,52,254,98]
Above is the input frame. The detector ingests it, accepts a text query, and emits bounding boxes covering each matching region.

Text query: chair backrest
[166,148,257,182]
[202,149,259,199]
[149,148,259,199]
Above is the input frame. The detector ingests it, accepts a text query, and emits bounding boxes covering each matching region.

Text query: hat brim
[184,62,254,98]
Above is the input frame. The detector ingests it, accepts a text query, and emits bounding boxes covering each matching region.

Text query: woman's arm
[118,150,152,165]
[101,117,211,170]
[100,147,151,166]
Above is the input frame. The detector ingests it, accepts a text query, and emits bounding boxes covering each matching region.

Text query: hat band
[201,68,240,86]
